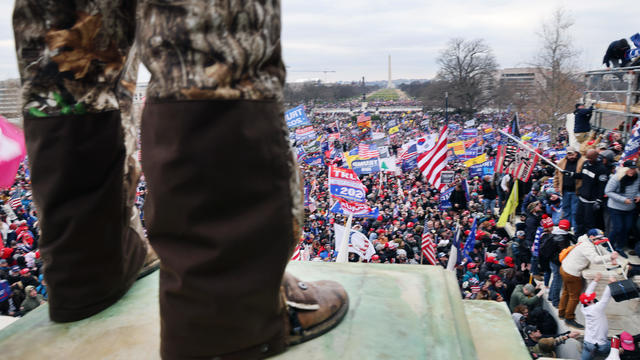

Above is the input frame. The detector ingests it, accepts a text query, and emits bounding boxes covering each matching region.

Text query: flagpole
[336,213,353,263]
[444,92,449,123]
[497,129,564,172]
[446,222,460,272]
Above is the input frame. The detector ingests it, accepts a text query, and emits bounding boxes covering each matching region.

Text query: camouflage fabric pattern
[13,0,285,117]
[138,0,286,102]
[13,0,137,117]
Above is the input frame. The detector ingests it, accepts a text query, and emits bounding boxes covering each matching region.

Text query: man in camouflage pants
[13,1,348,358]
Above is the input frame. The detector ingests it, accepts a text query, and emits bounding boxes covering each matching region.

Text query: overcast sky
[0,0,637,83]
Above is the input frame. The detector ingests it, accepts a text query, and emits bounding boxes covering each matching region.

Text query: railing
[582,66,640,141]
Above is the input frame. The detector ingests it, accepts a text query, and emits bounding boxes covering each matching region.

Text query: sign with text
[328,166,367,203]
[441,171,455,184]
[285,105,312,128]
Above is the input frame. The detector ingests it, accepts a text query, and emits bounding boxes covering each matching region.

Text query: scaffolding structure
[582,65,640,142]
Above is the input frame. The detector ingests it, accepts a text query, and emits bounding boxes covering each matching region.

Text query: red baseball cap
[580,292,596,305]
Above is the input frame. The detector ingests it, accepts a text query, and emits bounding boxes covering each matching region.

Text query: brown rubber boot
[24,111,148,322]
[282,273,349,346]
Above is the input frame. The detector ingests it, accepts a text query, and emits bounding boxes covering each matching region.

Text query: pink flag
[0,116,26,189]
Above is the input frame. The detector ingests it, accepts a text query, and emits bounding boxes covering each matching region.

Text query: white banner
[334,224,376,261]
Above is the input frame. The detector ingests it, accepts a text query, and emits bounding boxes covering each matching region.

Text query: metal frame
[582,66,640,142]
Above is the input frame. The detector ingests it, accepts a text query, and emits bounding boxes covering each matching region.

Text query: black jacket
[576,160,609,201]
[548,231,575,266]
[450,188,467,211]
[524,212,542,250]
[573,106,594,133]
[603,39,631,67]
[481,180,497,200]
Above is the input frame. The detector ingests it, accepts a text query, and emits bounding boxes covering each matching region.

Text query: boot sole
[287,298,349,346]
[136,258,160,280]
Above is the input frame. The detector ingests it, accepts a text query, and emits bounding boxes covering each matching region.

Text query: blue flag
[439,186,454,210]
[285,105,312,128]
[303,155,324,166]
[463,218,478,261]
[329,201,380,218]
[532,227,543,257]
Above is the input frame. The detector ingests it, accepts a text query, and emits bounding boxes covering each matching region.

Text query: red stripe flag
[291,244,302,261]
[9,198,22,209]
[358,143,379,159]
[417,126,449,190]
[421,232,437,265]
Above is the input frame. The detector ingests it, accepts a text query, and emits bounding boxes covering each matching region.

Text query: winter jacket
[509,284,542,312]
[605,168,640,212]
[576,160,609,202]
[574,106,594,133]
[548,229,575,266]
[603,39,631,67]
[537,232,555,272]
[553,156,586,193]
[481,180,497,200]
[524,212,542,250]
[561,234,613,277]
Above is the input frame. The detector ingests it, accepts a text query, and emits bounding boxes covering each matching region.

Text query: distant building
[0,79,22,122]
[496,67,548,91]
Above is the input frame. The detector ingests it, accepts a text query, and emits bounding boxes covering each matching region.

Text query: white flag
[334,224,376,261]
[378,156,397,173]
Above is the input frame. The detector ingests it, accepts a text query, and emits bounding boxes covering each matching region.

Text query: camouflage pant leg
[137,0,302,244]
[13,0,147,244]
[137,0,286,102]
[13,0,137,117]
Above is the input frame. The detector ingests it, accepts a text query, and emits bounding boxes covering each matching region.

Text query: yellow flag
[389,126,400,135]
[497,181,519,228]
[447,141,465,155]
[463,153,488,167]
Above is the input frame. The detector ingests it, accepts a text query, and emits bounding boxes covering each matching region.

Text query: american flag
[358,143,379,159]
[357,113,371,123]
[9,197,22,209]
[291,244,303,261]
[417,126,449,190]
[421,230,437,265]
[399,144,417,161]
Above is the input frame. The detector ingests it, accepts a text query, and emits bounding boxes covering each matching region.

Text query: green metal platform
[0,262,529,359]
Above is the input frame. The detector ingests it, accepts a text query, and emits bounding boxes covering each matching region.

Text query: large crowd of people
[2,97,640,359]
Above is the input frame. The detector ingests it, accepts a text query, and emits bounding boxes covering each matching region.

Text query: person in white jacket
[580,272,616,360]
[558,229,618,329]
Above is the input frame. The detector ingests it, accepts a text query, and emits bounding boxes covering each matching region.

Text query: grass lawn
[366,88,401,101]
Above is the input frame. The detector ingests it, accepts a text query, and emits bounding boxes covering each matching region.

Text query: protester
[523,324,579,359]
[579,272,617,360]
[605,160,640,258]
[554,147,584,228]
[573,149,609,237]
[545,219,575,308]
[510,283,543,312]
[574,104,595,144]
[19,285,44,315]
[558,229,618,329]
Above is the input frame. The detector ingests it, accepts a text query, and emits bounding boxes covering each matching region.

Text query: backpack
[538,234,555,261]
[559,244,576,263]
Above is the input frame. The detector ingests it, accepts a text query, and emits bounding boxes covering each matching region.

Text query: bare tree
[532,8,582,128]
[436,38,499,114]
